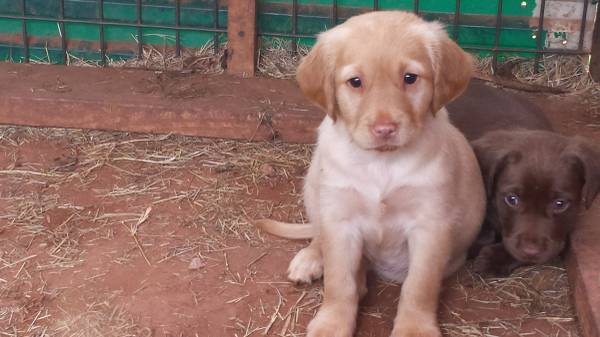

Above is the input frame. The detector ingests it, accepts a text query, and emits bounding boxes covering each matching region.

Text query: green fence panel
[0,0,593,64]
[0,0,227,64]
[257,0,566,58]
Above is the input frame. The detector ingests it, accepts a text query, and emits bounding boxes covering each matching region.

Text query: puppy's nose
[521,242,542,256]
[370,122,397,139]
[519,238,545,256]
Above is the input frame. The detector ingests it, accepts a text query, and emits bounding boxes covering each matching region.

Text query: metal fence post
[591,3,600,82]
[227,0,257,77]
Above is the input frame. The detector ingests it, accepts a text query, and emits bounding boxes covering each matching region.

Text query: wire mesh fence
[0,0,227,65]
[256,0,596,69]
[0,0,596,71]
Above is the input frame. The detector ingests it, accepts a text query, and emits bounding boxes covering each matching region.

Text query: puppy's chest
[359,189,419,282]
[322,157,440,281]
[338,168,425,246]
[358,183,423,229]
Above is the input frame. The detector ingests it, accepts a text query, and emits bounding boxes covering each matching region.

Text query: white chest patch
[359,196,415,282]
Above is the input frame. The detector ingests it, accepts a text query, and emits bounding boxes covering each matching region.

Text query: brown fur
[448,83,600,275]
[471,130,600,274]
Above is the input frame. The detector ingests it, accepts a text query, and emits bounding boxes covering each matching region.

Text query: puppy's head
[473,130,600,264]
[296,11,473,151]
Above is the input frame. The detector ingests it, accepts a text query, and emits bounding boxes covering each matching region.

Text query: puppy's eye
[348,77,362,88]
[504,194,520,208]
[552,199,570,214]
[404,73,418,84]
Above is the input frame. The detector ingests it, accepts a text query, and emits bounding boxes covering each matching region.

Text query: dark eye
[404,73,418,84]
[504,194,520,208]
[552,199,570,214]
[348,77,362,88]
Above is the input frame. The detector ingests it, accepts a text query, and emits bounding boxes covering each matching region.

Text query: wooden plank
[567,200,600,337]
[590,4,600,82]
[0,63,322,143]
[227,0,257,77]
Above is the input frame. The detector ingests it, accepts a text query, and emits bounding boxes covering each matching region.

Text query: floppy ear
[430,34,474,114]
[296,35,338,121]
[472,133,521,198]
[562,138,600,209]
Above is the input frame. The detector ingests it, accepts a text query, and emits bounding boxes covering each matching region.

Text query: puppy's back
[448,80,552,141]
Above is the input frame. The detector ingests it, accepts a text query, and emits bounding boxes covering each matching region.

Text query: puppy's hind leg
[288,236,324,284]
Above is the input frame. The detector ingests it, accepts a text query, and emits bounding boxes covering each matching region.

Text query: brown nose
[518,237,546,256]
[370,122,397,139]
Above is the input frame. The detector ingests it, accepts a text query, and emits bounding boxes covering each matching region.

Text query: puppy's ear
[563,138,600,209]
[296,35,338,121]
[430,33,474,114]
[472,133,521,198]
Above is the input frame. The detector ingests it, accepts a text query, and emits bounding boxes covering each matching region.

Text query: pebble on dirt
[260,163,275,176]
[188,257,206,270]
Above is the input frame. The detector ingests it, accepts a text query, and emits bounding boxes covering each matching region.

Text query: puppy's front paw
[390,326,441,337]
[392,309,441,337]
[472,243,519,277]
[391,319,441,337]
[288,247,323,284]
[306,306,355,337]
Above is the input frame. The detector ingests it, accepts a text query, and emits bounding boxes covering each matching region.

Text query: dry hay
[27,39,227,74]
[0,125,312,335]
[475,55,600,124]
[23,36,307,79]
[475,54,599,92]
[0,289,148,337]
[0,126,310,242]
[255,38,598,94]
[228,286,323,337]
[0,125,580,336]
[109,40,226,74]
[257,38,309,79]
[442,264,578,337]
[54,294,149,337]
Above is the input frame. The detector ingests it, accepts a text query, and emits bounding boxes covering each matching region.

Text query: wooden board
[0,62,322,143]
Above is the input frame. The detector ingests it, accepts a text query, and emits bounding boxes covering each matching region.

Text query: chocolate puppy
[448,80,600,276]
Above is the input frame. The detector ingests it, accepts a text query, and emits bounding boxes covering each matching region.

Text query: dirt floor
[1,79,598,337]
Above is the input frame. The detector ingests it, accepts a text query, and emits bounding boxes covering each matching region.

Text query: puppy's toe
[306,306,355,337]
[391,327,442,337]
[391,319,441,337]
[287,247,323,284]
[472,248,494,274]
[472,244,516,277]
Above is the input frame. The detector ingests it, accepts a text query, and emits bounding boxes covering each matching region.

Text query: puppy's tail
[254,219,313,239]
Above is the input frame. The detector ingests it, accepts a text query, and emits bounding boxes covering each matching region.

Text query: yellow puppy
[258,11,485,337]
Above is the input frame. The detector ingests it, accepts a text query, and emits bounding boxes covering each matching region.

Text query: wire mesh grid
[256,0,595,71]
[0,0,226,65]
[0,0,596,70]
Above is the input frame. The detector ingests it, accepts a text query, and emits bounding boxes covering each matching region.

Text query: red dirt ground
[1,75,598,337]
